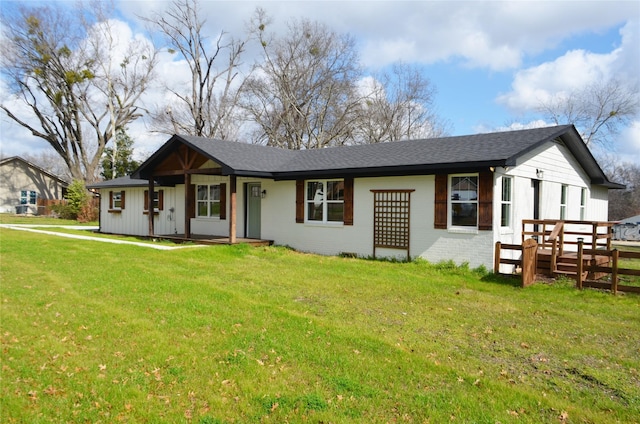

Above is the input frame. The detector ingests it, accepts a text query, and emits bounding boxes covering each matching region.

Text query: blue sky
[1,0,639,165]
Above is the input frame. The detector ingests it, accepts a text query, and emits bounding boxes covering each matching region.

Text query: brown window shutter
[158,190,164,211]
[434,174,448,229]
[121,191,126,209]
[478,171,493,230]
[144,190,149,210]
[343,177,354,225]
[295,179,304,223]
[109,191,113,209]
[219,183,227,220]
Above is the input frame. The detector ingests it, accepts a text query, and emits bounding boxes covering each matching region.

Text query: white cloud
[497,19,639,111]
[616,121,640,165]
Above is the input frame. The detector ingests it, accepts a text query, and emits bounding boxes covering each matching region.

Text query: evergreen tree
[100,128,140,180]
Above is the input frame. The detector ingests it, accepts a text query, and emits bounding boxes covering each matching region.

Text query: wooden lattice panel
[371,190,415,259]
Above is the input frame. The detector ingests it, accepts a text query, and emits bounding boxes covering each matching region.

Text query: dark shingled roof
[127,124,621,188]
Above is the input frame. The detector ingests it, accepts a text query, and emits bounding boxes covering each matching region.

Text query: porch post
[229,175,237,244]
[185,173,191,238]
[148,178,155,236]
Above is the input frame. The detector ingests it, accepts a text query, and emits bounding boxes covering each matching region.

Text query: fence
[494,239,538,287]
[577,241,640,294]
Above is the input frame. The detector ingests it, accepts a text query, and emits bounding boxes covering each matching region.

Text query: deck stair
[522,219,614,282]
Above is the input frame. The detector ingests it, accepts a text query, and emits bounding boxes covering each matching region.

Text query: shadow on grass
[481,272,522,288]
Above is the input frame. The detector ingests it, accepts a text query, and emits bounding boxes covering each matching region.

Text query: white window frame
[560,184,568,220]
[20,190,37,205]
[196,184,221,218]
[112,191,122,209]
[448,174,478,229]
[305,179,344,224]
[500,176,512,228]
[580,188,587,220]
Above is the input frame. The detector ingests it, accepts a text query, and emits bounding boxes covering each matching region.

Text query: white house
[87,125,622,269]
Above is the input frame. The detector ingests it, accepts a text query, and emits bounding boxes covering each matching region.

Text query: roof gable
[0,156,69,186]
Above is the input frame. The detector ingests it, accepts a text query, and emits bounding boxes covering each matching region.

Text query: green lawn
[1,228,639,423]
[0,213,98,226]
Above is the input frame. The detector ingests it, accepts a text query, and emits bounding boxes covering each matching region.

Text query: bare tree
[0,2,157,183]
[356,63,449,143]
[537,79,639,149]
[21,150,72,182]
[143,0,247,140]
[243,10,363,149]
[599,156,640,221]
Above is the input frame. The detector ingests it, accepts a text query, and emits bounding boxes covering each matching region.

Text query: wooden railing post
[521,238,538,287]
[550,238,557,275]
[576,239,584,289]
[494,242,501,274]
[612,249,619,295]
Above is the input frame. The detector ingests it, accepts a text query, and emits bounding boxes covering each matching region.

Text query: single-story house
[0,156,69,215]
[87,124,622,268]
[613,215,640,241]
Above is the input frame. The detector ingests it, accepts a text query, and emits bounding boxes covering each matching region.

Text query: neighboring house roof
[86,175,151,189]
[0,156,70,186]
[128,125,621,188]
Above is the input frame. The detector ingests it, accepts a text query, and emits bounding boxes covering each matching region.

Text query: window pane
[210,185,220,201]
[308,182,323,202]
[327,203,344,222]
[197,185,208,201]
[451,176,477,201]
[307,202,323,221]
[502,178,511,202]
[452,203,477,227]
[210,201,220,217]
[561,185,567,203]
[198,202,208,217]
[501,204,511,227]
[326,181,344,201]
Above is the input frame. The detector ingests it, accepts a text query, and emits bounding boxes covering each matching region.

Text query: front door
[246,183,262,239]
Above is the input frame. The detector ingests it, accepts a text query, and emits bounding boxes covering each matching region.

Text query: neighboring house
[613,215,640,241]
[87,125,622,268]
[0,156,69,215]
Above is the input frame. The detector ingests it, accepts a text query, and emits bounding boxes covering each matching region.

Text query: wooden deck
[537,248,609,280]
[155,234,273,247]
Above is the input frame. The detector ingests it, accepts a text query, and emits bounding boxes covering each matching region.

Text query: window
[306,180,344,223]
[196,184,221,218]
[580,188,586,220]
[560,185,568,220]
[501,177,512,227]
[20,190,37,205]
[109,191,125,212]
[450,175,478,227]
[144,190,164,212]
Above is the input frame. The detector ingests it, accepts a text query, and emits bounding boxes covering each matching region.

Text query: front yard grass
[1,228,639,423]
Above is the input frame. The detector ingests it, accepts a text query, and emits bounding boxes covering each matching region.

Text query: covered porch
[154,233,272,247]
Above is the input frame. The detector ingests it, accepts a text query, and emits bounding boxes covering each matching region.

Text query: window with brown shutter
[144,190,164,213]
[296,178,352,224]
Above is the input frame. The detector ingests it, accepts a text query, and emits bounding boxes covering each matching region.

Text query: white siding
[262,175,493,268]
